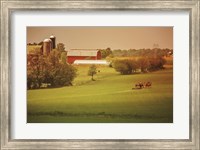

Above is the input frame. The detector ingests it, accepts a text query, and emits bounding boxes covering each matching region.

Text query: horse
[135,82,144,89]
[145,81,152,88]
[132,81,152,90]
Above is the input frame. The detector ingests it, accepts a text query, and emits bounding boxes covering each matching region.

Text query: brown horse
[133,81,152,90]
[135,82,144,89]
[145,81,152,88]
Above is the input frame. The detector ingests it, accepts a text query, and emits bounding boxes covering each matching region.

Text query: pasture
[27,65,173,123]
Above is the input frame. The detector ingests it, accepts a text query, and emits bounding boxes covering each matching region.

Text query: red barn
[67,49,101,64]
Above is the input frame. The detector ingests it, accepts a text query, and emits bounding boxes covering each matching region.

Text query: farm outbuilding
[39,35,56,56]
[42,38,53,55]
[50,35,56,49]
[67,49,101,64]
[74,60,109,65]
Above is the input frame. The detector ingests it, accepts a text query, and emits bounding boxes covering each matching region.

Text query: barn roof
[67,49,99,57]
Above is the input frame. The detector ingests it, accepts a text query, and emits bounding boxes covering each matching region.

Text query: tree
[61,51,67,64]
[100,50,107,58]
[113,60,130,74]
[57,43,65,52]
[88,65,97,81]
[106,47,112,56]
[48,49,60,66]
[27,53,47,89]
[100,47,113,58]
[27,49,77,89]
[137,57,150,73]
[127,58,138,73]
[113,59,138,75]
[45,50,76,87]
[48,63,77,87]
[148,56,166,71]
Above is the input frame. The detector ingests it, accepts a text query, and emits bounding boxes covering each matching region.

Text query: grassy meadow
[27,65,173,123]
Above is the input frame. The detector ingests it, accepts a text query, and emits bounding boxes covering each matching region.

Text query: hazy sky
[27,27,173,50]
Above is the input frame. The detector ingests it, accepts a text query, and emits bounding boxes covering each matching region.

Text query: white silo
[43,39,52,55]
[50,35,56,49]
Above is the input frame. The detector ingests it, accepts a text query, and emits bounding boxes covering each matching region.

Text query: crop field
[27,45,41,53]
[27,65,173,123]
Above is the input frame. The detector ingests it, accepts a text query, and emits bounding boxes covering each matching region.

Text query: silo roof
[43,39,52,42]
[50,35,55,38]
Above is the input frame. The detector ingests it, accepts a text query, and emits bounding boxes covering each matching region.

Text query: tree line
[112,56,166,75]
[99,48,173,58]
[112,48,173,57]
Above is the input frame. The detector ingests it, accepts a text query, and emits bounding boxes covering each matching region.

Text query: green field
[27,45,41,53]
[27,65,173,123]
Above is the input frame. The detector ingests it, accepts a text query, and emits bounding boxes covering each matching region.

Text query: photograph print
[27,27,173,123]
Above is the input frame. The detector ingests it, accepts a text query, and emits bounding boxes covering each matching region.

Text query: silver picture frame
[1,0,199,149]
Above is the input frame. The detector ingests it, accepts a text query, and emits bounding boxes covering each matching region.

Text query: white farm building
[73,60,110,65]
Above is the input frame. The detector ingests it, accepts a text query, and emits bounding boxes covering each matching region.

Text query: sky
[27,27,173,50]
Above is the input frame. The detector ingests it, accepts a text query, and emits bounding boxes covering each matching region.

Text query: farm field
[27,45,41,53]
[27,65,173,123]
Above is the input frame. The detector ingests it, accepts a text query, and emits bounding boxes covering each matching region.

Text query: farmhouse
[67,49,101,64]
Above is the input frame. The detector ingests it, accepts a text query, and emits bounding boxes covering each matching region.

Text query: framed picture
[1,0,199,149]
